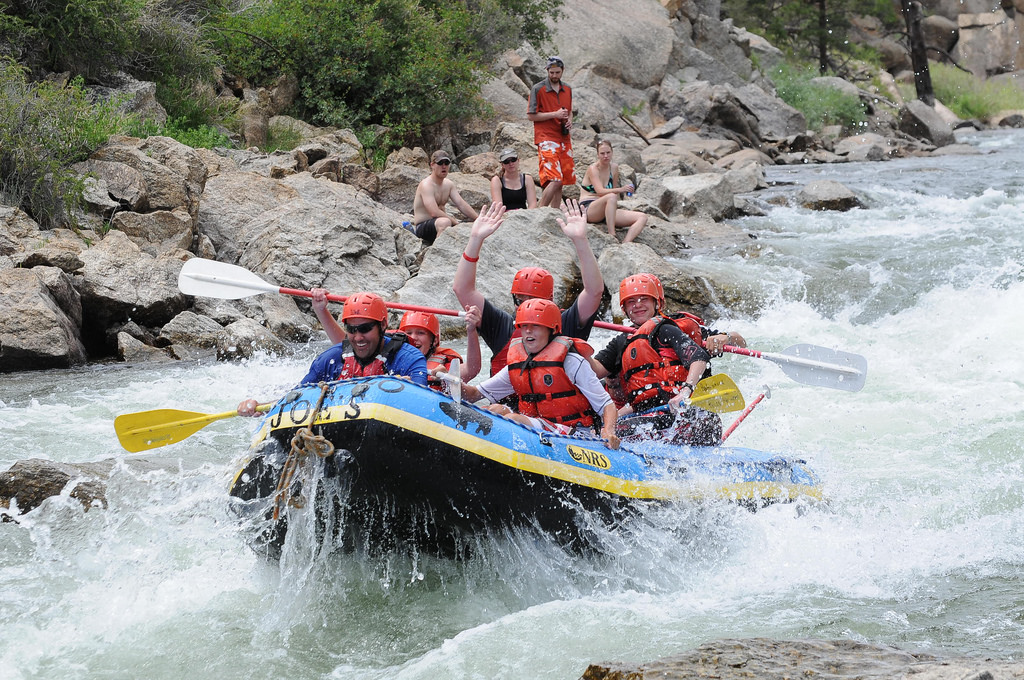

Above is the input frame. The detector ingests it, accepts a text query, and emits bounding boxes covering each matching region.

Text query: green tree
[211,0,559,138]
[724,0,896,73]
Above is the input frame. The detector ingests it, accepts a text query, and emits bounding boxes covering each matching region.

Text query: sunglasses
[502,157,518,164]
[344,321,378,335]
[435,159,451,166]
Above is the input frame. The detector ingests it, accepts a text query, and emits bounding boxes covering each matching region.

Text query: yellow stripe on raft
[251,401,820,504]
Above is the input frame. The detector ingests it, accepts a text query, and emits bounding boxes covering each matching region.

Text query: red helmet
[341,292,388,325]
[511,267,554,300]
[398,311,439,339]
[619,273,665,311]
[514,298,562,334]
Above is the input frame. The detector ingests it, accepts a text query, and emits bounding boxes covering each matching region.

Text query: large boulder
[953,11,1019,77]
[110,208,194,256]
[1,208,88,273]
[195,172,302,264]
[637,173,736,221]
[228,173,414,299]
[0,267,87,371]
[89,136,206,217]
[552,0,674,91]
[796,180,864,211]
[73,230,189,342]
[899,99,955,147]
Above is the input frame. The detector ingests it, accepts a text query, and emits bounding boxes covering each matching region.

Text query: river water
[2,129,1022,679]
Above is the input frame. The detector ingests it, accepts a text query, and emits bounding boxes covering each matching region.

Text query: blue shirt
[299,335,429,386]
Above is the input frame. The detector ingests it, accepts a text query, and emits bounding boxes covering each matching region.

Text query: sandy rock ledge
[580,638,1024,680]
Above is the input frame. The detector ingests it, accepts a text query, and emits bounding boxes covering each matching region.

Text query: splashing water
[2,129,1023,678]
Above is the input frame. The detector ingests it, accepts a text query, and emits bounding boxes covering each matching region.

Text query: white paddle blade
[447,358,461,403]
[772,344,868,392]
[178,258,280,299]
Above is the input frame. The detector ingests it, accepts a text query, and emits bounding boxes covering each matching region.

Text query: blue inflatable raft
[228,376,822,557]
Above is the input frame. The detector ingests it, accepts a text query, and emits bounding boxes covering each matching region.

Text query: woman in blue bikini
[578,138,647,243]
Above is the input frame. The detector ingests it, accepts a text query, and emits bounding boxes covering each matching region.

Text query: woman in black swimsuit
[489,148,537,211]
[579,139,647,243]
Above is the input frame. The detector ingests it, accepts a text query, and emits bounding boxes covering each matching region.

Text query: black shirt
[480,297,598,354]
[595,320,712,377]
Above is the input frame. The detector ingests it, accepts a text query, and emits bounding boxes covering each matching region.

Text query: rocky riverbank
[2,0,1020,374]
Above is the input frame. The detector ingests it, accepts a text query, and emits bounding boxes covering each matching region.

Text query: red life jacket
[506,336,597,427]
[489,328,521,376]
[336,333,406,380]
[620,317,694,411]
[426,346,464,392]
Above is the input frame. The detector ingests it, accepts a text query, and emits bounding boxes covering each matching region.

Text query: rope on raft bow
[272,382,335,520]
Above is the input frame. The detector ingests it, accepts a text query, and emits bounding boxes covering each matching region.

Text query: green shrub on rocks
[772,63,866,131]
[0,60,125,228]
[211,0,559,138]
[928,63,1024,121]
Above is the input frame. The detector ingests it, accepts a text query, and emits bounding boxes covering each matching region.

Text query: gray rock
[0,267,87,371]
[118,331,175,363]
[73,230,189,332]
[216,317,288,360]
[796,179,863,211]
[900,100,956,147]
[157,310,227,348]
[111,208,194,256]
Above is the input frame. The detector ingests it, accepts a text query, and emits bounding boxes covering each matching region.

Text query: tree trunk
[817,0,828,73]
[900,0,935,105]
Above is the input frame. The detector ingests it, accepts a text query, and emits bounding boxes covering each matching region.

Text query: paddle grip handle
[722,344,761,359]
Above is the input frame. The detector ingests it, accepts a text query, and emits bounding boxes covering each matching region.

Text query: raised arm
[453,202,506,311]
[460,304,482,382]
[556,201,604,321]
[311,287,346,344]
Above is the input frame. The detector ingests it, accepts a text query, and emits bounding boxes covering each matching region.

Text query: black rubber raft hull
[228,377,822,557]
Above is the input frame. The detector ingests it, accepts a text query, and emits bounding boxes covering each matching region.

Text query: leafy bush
[212,0,559,141]
[214,0,484,137]
[929,63,1024,120]
[0,60,134,227]
[771,63,865,131]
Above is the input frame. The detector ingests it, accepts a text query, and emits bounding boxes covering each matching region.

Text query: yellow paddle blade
[114,404,269,453]
[690,374,745,413]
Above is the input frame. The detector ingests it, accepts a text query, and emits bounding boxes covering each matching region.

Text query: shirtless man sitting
[411,150,480,246]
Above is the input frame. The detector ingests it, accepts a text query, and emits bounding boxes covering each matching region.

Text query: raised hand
[469,202,507,241]
[310,287,330,316]
[556,198,588,240]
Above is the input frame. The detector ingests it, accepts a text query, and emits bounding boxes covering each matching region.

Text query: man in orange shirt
[527,56,574,209]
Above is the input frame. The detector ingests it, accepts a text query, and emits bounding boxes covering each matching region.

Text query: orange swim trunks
[536,139,576,187]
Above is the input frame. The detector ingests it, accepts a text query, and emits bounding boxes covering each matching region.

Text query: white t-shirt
[477,351,613,413]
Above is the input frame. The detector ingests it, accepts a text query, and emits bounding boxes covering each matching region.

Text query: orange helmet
[514,298,562,335]
[511,267,554,300]
[398,311,439,339]
[619,273,665,311]
[341,292,388,325]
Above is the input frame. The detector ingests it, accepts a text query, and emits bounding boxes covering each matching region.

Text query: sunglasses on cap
[501,157,518,164]
[435,159,451,166]
[547,57,563,68]
[344,321,378,335]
